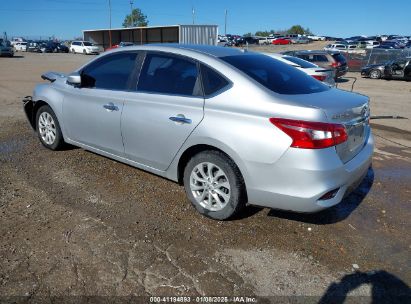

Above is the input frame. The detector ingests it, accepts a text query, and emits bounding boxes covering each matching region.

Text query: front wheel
[369,69,381,79]
[36,105,65,150]
[183,151,246,220]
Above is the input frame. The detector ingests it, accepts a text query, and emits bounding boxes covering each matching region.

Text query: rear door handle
[169,115,192,124]
[103,102,119,112]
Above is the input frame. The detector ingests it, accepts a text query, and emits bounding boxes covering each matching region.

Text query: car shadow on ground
[318,270,411,304]
[265,167,374,225]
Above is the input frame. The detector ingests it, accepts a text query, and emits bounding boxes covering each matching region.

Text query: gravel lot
[0,51,410,302]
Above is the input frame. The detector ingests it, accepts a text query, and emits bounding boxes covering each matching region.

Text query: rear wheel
[83,49,87,55]
[370,69,381,79]
[183,150,246,220]
[36,105,65,150]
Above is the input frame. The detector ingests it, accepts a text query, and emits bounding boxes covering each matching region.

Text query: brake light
[331,61,341,68]
[312,75,327,81]
[269,118,348,149]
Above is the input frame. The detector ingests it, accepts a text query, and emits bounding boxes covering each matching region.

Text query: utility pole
[130,0,134,27]
[192,7,195,25]
[224,9,228,36]
[108,0,112,47]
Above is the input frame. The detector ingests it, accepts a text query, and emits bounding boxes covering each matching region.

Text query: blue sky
[0,0,410,40]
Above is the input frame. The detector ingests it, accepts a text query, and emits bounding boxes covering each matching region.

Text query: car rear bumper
[246,132,374,212]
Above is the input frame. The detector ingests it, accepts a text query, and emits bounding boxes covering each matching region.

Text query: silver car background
[23,44,373,220]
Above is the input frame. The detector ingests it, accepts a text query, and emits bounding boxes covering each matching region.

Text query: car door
[121,51,204,171]
[62,51,139,156]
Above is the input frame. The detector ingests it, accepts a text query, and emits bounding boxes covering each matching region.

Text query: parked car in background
[291,36,310,44]
[22,44,373,220]
[10,37,25,47]
[234,36,259,46]
[365,41,380,49]
[14,42,27,52]
[0,40,14,57]
[257,37,269,45]
[307,35,326,41]
[264,53,335,86]
[324,44,348,51]
[283,50,348,78]
[106,42,136,51]
[70,41,100,54]
[46,42,69,53]
[361,58,411,80]
[27,42,42,53]
[272,37,292,45]
[39,43,54,53]
[376,41,402,49]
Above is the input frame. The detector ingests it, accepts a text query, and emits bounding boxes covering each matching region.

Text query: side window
[137,53,200,96]
[200,64,229,96]
[81,52,138,90]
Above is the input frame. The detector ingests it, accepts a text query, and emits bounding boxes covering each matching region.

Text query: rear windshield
[332,53,347,64]
[283,56,317,68]
[221,54,329,95]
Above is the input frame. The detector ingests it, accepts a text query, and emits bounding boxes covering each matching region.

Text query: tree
[287,25,306,35]
[122,8,148,28]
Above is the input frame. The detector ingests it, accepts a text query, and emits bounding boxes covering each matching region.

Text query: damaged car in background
[22,45,373,220]
[361,58,411,80]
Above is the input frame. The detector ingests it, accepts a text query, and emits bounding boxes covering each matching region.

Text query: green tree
[122,8,148,27]
[287,25,306,35]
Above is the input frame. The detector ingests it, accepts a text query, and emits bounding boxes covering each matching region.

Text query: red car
[272,38,292,45]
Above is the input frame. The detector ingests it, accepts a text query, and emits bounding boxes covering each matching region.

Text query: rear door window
[137,52,201,96]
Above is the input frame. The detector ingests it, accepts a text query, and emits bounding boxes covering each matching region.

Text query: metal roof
[83,24,217,32]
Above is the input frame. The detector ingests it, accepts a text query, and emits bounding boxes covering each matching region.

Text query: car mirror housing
[67,73,81,85]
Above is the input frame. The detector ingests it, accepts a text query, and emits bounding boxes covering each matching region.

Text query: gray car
[23,44,373,220]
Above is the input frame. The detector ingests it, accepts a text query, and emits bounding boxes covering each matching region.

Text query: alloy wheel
[190,162,231,211]
[38,112,56,145]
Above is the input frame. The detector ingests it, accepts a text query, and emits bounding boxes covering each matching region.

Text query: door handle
[103,102,119,112]
[169,115,192,124]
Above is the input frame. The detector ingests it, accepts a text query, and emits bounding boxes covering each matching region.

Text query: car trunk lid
[281,88,370,163]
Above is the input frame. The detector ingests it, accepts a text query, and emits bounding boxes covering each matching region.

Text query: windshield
[221,54,329,95]
[83,42,93,46]
[283,56,317,68]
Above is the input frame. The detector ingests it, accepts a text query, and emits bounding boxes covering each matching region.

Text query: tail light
[331,61,341,68]
[269,118,348,149]
[312,75,327,81]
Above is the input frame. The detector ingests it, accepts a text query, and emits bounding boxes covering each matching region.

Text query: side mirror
[67,73,81,85]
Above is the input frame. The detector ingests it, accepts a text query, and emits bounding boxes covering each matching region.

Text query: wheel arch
[175,143,248,201]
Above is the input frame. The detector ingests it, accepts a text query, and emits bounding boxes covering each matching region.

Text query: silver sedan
[23,44,373,220]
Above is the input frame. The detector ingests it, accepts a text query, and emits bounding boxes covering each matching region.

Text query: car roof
[115,43,246,58]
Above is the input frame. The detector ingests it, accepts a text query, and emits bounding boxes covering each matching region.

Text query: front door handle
[103,102,119,112]
[169,115,192,124]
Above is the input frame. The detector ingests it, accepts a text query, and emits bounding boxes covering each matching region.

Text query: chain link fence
[342,49,411,72]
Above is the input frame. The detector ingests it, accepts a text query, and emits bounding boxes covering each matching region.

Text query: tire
[71,48,75,54]
[369,69,381,79]
[83,49,87,55]
[183,150,246,220]
[35,105,65,150]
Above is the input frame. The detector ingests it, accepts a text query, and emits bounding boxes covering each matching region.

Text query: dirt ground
[0,51,410,303]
